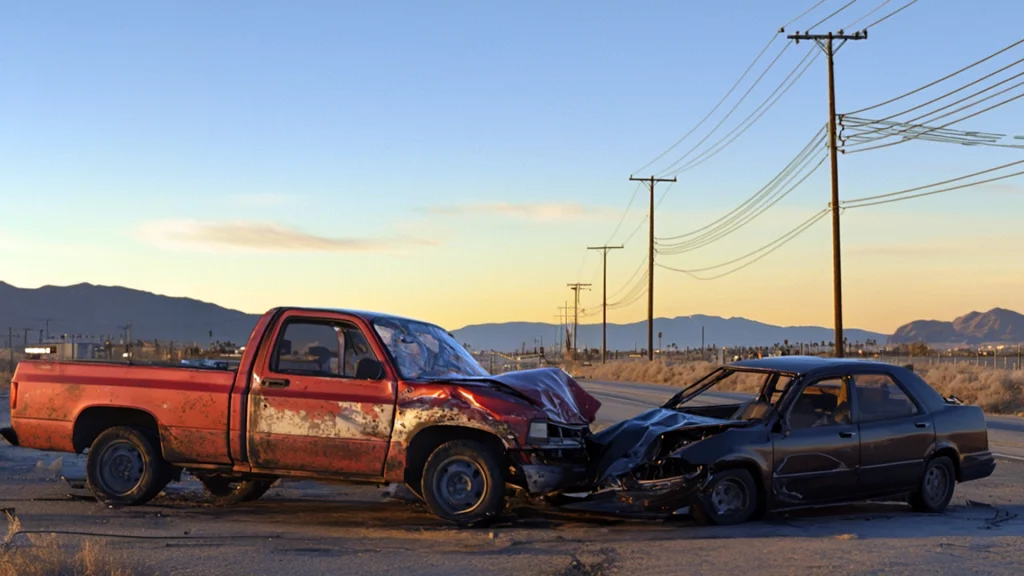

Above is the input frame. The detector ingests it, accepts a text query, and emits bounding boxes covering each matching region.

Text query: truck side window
[273,321,342,377]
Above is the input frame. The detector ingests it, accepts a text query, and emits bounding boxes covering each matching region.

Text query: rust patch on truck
[249,392,394,441]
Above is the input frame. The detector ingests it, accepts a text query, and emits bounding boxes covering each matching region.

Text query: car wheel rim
[710,478,747,516]
[98,440,145,495]
[924,465,949,506]
[434,457,487,515]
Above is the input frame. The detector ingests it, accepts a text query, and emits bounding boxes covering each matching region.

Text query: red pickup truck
[1,307,600,525]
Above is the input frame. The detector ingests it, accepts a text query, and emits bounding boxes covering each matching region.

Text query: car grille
[545,423,588,447]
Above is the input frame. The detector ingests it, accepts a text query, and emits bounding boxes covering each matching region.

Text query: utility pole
[7,327,12,371]
[788,30,866,358]
[121,323,133,363]
[566,283,591,361]
[43,319,51,341]
[629,175,676,361]
[587,245,623,363]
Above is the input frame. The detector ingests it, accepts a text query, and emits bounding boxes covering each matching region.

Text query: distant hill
[0,282,260,345]
[452,315,888,352]
[889,308,1024,346]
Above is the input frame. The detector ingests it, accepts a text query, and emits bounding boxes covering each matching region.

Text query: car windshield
[664,367,795,421]
[373,318,489,380]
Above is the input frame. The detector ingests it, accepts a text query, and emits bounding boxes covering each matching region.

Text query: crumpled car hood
[589,408,734,484]
[446,367,601,425]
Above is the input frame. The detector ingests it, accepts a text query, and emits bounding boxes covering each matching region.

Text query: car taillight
[10,381,16,411]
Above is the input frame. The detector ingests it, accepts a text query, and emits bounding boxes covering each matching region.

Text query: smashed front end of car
[582,408,744,512]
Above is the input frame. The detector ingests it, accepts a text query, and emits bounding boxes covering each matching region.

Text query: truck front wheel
[420,439,505,526]
[199,475,277,505]
[86,426,171,506]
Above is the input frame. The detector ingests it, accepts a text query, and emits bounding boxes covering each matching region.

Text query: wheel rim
[433,456,487,515]
[710,478,747,516]
[97,440,145,495]
[924,464,950,506]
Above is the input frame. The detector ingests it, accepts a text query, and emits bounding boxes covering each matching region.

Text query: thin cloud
[424,202,612,222]
[226,193,294,206]
[137,219,433,254]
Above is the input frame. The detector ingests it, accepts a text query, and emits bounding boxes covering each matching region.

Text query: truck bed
[10,360,236,464]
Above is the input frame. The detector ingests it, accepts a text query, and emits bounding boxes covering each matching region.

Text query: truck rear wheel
[420,439,505,526]
[199,475,277,505]
[86,426,171,506]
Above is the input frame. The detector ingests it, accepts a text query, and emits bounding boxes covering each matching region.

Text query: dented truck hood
[444,368,601,425]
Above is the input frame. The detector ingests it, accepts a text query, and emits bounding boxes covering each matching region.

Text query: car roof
[288,307,444,329]
[728,355,896,376]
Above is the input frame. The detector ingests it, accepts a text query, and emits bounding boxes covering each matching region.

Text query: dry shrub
[1,511,137,576]
[574,359,1024,415]
[914,364,1024,416]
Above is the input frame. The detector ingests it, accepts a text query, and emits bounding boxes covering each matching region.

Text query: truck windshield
[373,318,488,381]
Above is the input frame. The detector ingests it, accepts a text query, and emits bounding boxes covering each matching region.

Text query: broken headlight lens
[527,420,549,444]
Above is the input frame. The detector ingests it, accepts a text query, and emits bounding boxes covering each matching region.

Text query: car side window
[272,320,380,380]
[853,373,918,422]
[787,378,852,430]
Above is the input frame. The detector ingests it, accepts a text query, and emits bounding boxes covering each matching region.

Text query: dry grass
[1,510,139,576]
[573,359,1024,416]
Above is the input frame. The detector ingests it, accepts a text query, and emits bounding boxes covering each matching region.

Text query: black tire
[86,426,171,506]
[420,439,506,526]
[910,456,956,513]
[199,475,276,505]
[690,469,759,526]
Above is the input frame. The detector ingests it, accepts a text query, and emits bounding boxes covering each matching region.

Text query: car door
[771,375,860,505]
[852,371,934,496]
[247,310,397,476]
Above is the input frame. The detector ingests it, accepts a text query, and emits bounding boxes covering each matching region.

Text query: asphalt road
[580,379,1024,462]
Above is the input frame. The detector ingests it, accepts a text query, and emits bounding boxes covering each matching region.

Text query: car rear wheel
[199,475,277,505]
[86,426,171,506]
[910,456,956,513]
[420,440,505,526]
[691,469,758,526]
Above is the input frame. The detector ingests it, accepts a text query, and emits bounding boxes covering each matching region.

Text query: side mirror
[355,358,385,380]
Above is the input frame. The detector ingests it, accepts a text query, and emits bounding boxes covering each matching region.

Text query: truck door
[247,311,397,476]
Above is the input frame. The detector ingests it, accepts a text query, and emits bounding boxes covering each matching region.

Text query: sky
[1,0,1022,334]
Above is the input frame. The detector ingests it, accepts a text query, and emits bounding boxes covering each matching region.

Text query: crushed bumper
[0,427,18,447]
[521,463,588,494]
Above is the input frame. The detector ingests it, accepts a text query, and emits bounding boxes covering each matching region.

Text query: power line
[844,37,1024,116]
[783,0,831,30]
[842,56,1024,132]
[656,153,827,255]
[842,159,1024,208]
[843,89,1024,154]
[840,117,1024,149]
[651,41,794,177]
[658,210,830,281]
[806,0,861,32]
[842,0,892,31]
[660,47,821,177]
[605,182,644,244]
[862,0,920,30]
[656,127,826,242]
[632,35,780,175]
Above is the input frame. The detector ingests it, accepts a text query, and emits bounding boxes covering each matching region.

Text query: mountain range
[1,282,1019,351]
[888,308,1024,346]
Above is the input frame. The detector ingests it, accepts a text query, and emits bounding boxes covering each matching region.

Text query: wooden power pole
[587,245,623,363]
[787,30,866,358]
[629,175,676,361]
[566,283,591,360]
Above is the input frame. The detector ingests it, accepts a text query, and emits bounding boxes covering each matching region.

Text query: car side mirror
[355,358,384,380]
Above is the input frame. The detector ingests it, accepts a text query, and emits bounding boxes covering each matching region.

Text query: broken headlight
[527,420,549,444]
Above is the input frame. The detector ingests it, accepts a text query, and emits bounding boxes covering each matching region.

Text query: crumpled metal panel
[588,408,731,485]
[446,367,600,425]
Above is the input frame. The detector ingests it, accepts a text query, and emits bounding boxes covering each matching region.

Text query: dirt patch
[1,510,143,576]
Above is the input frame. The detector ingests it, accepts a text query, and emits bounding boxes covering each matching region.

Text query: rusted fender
[383,382,541,482]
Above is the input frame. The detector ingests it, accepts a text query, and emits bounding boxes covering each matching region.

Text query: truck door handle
[914,422,930,428]
[263,378,290,388]
[839,431,856,438]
